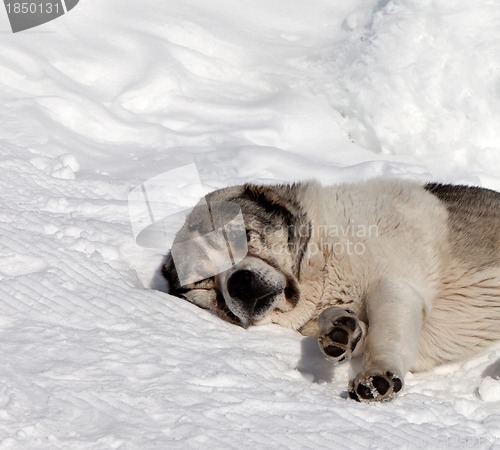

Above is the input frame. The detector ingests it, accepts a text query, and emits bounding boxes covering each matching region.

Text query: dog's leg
[317,306,367,365]
[349,277,427,402]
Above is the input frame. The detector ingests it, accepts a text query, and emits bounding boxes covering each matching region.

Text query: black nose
[226,269,275,308]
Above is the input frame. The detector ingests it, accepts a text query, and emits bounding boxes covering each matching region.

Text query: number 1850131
[5,2,60,14]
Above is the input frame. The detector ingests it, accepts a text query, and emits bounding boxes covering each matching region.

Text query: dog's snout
[222,259,287,322]
[227,269,270,303]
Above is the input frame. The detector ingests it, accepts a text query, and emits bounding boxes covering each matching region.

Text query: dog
[162,178,500,402]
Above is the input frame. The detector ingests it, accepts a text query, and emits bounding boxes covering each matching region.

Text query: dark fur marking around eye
[192,278,215,290]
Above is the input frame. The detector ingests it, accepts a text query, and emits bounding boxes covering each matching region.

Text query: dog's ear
[242,183,303,220]
[243,183,311,278]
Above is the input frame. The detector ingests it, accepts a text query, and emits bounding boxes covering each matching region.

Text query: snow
[479,377,500,403]
[1,0,500,448]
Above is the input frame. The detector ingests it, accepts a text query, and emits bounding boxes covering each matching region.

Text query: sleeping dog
[163,178,500,401]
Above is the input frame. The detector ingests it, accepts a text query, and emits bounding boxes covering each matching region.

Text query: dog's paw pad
[329,328,349,345]
[323,344,346,359]
[318,310,363,365]
[348,371,403,402]
[334,316,357,332]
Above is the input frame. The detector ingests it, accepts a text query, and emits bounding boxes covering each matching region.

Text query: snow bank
[0,0,499,448]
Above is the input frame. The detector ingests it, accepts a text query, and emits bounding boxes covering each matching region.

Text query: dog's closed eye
[182,288,217,311]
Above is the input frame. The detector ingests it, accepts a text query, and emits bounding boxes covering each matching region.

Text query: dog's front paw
[348,371,403,402]
[317,307,365,365]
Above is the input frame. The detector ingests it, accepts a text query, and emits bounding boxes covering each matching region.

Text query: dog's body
[163,178,500,401]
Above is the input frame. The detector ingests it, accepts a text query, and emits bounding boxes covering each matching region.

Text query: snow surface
[1,0,500,448]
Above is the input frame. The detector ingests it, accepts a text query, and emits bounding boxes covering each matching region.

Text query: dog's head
[162,183,311,328]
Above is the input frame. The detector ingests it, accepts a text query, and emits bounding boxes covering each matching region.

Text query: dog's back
[416,184,500,370]
[425,183,500,266]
